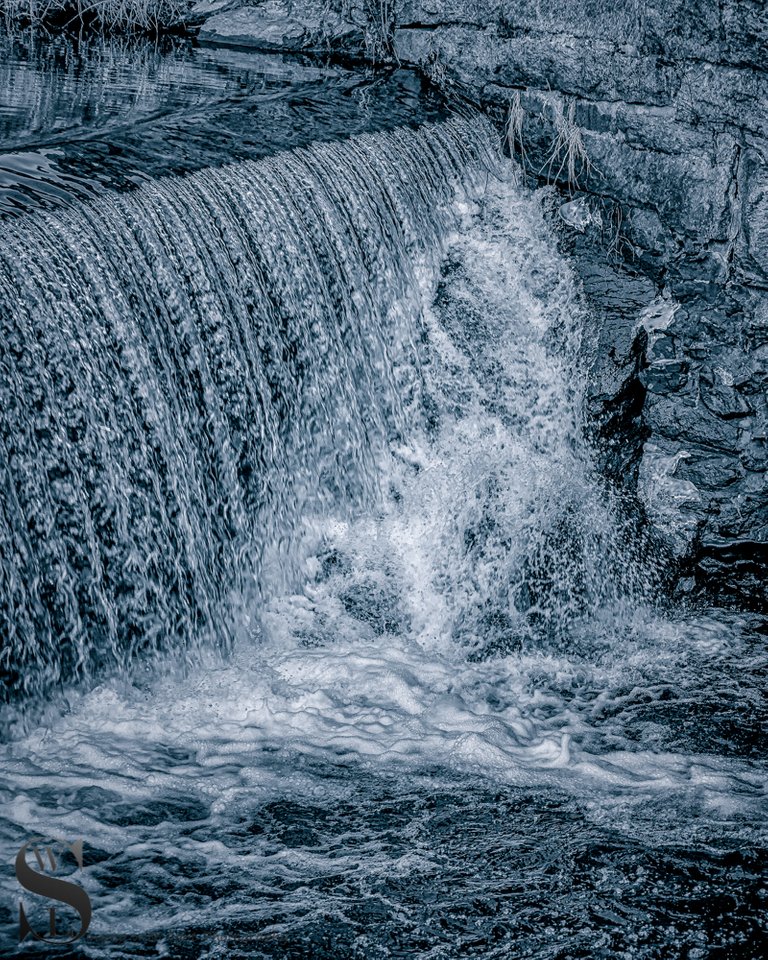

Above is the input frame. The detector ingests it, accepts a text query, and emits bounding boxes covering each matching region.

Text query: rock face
[197,1,367,54]
[195,0,768,608]
[391,0,768,609]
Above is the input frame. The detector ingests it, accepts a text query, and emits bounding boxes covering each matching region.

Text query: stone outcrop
[390,1,768,608]
[196,0,367,55]
[194,0,768,608]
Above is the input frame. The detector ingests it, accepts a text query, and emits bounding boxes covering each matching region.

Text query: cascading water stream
[1,114,765,958]
[0,115,640,709]
[0,117,500,704]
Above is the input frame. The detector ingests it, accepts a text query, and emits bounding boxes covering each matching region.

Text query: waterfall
[1,87,763,959]
[0,115,645,709]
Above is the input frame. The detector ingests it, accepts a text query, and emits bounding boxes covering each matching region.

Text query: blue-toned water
[0,28,766,960]
[0,28,446,216]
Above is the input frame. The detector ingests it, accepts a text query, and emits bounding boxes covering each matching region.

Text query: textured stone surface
[388,0,768,607]
[638,289,768,606]
[198,1,366,53]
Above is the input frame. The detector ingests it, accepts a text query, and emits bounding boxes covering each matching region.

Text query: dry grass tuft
[361,0,395,63]
[1,0,192,33]
[505,90,527,178]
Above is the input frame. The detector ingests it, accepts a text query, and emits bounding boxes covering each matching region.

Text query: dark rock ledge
[194,0,768,610]
[194,1,369,55]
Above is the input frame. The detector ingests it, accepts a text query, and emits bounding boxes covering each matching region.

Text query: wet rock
[700,367,755,420]
[387,1,768,308]
[570,237,654,491]
[558,196,602,233]
[190,0,241,17]
[576,261,767,605]
[636,291,768,605]
[642,359,689,395]
[674,451,743,491]
[738,147,768,288]
[636,442,706,559]
[198,1,366,54]
[697,540,768,610]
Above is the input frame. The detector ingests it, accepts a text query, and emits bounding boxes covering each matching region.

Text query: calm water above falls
[0,28,445,216]
[0,31,766,960]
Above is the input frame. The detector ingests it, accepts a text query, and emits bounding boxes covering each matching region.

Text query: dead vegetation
[1,0,192,33]
[505,90,594,193]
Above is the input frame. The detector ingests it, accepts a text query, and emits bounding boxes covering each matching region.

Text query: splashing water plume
[0,115,644,708]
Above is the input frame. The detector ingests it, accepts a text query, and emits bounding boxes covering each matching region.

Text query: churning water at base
[0,113,766,958]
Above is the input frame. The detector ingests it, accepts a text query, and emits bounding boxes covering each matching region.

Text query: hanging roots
[541,96,592,191]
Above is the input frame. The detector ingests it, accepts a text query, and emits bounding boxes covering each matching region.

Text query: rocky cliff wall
[196,0,768,608]
[388,1,768,607]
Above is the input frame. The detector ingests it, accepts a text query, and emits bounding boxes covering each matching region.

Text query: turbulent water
[0,66,766,959]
